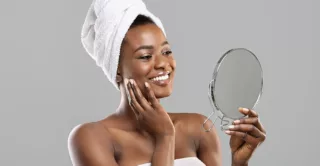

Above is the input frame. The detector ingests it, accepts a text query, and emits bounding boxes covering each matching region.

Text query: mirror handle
[202,111,218,132]
[202,79,218,132]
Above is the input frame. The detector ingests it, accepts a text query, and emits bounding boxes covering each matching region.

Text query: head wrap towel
[81,0,166,90]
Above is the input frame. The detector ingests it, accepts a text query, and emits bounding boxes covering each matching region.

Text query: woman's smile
[149,71,171,87]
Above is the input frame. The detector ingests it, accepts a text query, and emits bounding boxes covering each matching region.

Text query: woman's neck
[115,84,162,132]
[113,85,141,130]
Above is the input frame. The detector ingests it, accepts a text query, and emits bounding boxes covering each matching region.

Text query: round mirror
[203,48,263,131]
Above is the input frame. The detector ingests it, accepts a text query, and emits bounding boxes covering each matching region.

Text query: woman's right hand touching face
[126,79,175,139]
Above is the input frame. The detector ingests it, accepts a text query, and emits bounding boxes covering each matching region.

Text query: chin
[148,75,174,99]
[152,84,173,99]
[154,90,172,99]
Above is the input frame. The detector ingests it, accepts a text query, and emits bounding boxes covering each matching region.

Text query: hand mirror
[203,48,263,131]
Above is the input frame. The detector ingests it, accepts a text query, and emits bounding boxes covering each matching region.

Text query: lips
[149,71,170,80]
[150,74,169,81]
[149,71,171,86]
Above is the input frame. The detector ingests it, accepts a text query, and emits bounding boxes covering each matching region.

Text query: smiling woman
[67,0,266,166]
[118,16,175,98]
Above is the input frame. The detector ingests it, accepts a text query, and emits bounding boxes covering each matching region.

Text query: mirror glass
[203,48,263,131]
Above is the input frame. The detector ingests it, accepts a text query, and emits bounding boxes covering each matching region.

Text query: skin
[68,23,266,166]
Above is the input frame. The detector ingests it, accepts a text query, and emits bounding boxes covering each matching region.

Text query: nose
[154,54,170,70]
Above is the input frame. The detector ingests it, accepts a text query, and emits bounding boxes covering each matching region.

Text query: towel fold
[81,0,166,90]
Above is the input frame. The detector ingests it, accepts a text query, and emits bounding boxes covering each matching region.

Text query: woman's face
[118,23,176,99]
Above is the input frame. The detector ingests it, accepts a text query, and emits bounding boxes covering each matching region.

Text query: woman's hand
[225,107,266,166]
[126,79,175,139]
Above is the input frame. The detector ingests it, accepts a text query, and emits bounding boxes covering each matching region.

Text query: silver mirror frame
[202,48,264,132]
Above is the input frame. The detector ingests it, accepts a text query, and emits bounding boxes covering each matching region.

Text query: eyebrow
[134,41,169,53]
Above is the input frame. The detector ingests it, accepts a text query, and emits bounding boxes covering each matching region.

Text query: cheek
[131,62,153,77]
[170,58,176,69]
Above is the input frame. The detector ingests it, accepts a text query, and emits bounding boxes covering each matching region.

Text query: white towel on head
[81,0,166,90]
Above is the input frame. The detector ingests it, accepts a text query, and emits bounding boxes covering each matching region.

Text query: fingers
[227,124,264,139]
[225,130,262,147]
[239,107,258,117]
[227,107,267,146]
[238,107,266,134]
[144,82,160,108]
[233,117,259,125]
[127,80,144,117]
[130,79,153,111]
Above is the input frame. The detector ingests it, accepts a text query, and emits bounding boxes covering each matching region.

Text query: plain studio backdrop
[0,0,319,165]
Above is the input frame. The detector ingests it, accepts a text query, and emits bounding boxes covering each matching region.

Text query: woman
[68,0,266,166]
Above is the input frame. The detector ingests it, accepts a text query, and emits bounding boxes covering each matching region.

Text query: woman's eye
[139,55,152,60]
[163,50,172,55]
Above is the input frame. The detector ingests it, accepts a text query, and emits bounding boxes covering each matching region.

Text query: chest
[112,129,197,166]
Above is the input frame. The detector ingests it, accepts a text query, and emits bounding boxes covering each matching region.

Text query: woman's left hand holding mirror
[225,107,266,165]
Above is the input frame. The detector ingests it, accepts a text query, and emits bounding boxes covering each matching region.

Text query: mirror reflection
[203,48,263,131]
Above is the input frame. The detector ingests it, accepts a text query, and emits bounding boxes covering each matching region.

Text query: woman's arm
[196,114,223,166]
[151,135,175,166]
[68,123,118,166]
[127,80,176,166]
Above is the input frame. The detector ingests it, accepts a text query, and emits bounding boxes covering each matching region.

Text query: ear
[116,70,122,83]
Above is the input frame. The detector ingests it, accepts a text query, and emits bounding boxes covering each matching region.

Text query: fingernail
[145,82,149,87]
[130,79,134,85]
[228,125,235,129]
[225,130,231,134]
[233,120,240,124]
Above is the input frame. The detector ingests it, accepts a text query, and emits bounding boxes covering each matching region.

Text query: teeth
[151,74,169,81]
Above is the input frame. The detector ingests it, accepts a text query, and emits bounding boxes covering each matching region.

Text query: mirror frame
[203,48,264,132]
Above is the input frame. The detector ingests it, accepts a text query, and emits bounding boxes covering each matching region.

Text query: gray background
[0,0,319,165]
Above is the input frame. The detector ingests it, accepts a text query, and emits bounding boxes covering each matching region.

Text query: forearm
[151,135,175,166]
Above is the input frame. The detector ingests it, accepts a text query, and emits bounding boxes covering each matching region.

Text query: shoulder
[68,122,109,145]
[170,112,214,138]
[68,122,116,165]
[170,112,210,128]
[68,113,121,147]
[170,113,222,164]
[170,112,220,146]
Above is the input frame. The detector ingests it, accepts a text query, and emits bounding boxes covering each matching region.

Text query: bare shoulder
[169,112,222,165]
[169,113,220,145]
[170,112,208,124]
[169,112,214,138]
[68,122,109,148]
[68,121,118,166]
